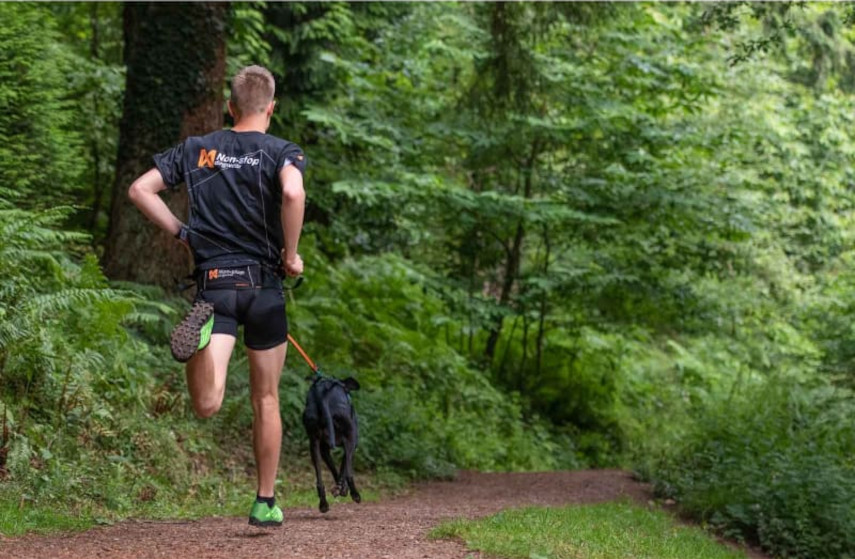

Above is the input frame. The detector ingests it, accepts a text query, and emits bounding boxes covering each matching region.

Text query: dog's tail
[321,392,336,449]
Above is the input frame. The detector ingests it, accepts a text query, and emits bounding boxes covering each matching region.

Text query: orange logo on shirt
[208,269,219,280]
[198,149,218,168]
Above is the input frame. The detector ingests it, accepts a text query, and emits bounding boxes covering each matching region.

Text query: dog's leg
[320,442,342,496]
[333,449,349,498]
[342,431,361,503]
[310,437,329,513]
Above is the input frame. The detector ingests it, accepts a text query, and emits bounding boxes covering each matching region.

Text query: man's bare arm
[279,164,305,276]
[128,168,184,238]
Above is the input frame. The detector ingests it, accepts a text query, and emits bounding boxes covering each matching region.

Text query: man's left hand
[283,252,303,277]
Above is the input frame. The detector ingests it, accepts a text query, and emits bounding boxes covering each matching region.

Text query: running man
[127,65,305,527]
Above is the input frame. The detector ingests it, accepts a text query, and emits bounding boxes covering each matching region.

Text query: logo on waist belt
[207,268,247,281]
[198,149,218,169]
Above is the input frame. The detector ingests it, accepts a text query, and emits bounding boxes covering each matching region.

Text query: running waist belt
[197,264,279,290]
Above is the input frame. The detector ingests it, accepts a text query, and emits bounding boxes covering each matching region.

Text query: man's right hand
[283,252,303,277]
[128,168,185,239]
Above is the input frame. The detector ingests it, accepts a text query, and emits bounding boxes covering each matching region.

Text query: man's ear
[266,100,275,118]
[227,100,237,119]
[343,377,360,392]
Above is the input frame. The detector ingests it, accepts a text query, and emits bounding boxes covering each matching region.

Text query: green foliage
[50,2,125,237]
[0,207,173,506]
[0,492,95,536]
[282,241,582,476]
[432,502,748,559]
[654,380,855,559]
[0,4,85,207]
[807,251,855,385]
[227,2,272,73]
[0,208,262,527]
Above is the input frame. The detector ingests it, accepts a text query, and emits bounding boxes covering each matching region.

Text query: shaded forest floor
[0,470,769,559]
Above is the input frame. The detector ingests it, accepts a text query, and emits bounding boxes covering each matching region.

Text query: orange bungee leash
[286,333,320,375]
[282,275,322,377]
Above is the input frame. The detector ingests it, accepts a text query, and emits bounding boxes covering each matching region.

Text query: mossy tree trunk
[103,2,227,288]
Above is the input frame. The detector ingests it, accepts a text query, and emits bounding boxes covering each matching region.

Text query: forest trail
[0,470,765,559]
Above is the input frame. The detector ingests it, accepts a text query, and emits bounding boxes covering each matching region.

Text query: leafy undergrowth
[651,380,855,559]
[431,502,749,559]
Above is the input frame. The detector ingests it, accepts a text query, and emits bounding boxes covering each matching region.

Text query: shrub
[653,380,855,559]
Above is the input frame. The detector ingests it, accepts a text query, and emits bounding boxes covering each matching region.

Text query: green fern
[0,206,164,492]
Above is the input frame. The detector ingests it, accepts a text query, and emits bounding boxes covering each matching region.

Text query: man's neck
[230,114,268,133]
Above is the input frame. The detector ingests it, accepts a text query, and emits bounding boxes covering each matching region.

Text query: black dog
[302,376,361,513]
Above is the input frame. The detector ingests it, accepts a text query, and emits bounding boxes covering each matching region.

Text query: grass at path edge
[431,501,749,559]
[0,468,401,538]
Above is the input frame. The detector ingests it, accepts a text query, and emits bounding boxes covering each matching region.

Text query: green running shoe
[248,500,283,527]
[170,301,215,363]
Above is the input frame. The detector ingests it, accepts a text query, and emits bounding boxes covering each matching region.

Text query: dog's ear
[343,377,361,392]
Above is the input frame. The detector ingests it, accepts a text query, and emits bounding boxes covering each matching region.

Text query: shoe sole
[170,301,215,363]
[248,517,283,527]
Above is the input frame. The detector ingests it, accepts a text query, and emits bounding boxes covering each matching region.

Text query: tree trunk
[519,310,529,390]
[88,3,104,233]
[484,219,524,362]
[484,138,541,362]
[103,2,228,288]
[535,226,551,377]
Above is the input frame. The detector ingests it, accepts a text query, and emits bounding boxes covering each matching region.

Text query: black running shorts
[195,265,288,350]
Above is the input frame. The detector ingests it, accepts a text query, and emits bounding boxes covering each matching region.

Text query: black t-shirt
[153,129,306,271]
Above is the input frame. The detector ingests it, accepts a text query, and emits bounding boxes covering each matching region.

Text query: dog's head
[341,377,360,393]
[307,375,361,398]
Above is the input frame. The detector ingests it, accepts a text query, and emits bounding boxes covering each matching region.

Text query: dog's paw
[351,491,362,504]
[319,500,329,514]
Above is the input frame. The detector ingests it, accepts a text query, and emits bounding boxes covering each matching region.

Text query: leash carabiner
[283,274,304,306]
[283,275,304,291]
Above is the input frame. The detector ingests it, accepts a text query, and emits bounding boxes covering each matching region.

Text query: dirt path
[0,470,764,559]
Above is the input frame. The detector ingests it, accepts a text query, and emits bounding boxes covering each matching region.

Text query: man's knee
[193,395,224,418]
[251,391,279,415]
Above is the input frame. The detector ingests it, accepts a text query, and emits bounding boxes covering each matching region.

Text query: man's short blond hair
[230,65,275,115]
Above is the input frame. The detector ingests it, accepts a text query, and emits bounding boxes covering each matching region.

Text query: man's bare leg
[186,333,236,418]
[247,342,287,497]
